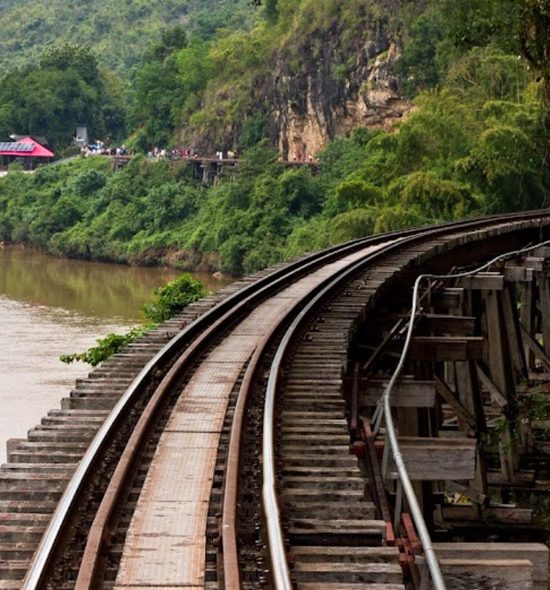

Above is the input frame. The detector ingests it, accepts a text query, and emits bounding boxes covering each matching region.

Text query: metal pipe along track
[0,210,547,590]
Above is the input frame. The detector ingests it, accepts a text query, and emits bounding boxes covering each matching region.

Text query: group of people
[147,147,201,160]
[145,147,240,161]
[80,141,131,157]
[215,149,237,160]
[80,142,316,164]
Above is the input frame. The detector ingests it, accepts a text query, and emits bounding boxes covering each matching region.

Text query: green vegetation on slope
[0,41,546,276]
[127,0,550,157]
[0,44,126,149]
[0,0,548,275]
[0,0,257,75]
[129,0,402,150]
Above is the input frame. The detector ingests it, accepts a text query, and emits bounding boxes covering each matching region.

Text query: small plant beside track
[60,273,206,366]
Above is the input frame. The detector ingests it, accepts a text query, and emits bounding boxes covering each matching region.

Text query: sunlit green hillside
[0,0,256,75]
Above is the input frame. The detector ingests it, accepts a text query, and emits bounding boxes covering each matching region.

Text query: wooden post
[501,283,528,381]
[484,290,518,478]
[520,279,536,370]
[539,273,550,357]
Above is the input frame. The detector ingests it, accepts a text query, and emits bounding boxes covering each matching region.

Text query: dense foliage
[0,45,126,149]
[143,273,206,322]
[0,0,548,276]
[60,327,148,367]
[0,0,256,75]
[129,0,397,150]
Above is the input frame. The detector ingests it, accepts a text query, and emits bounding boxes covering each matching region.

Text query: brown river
[0,246,231,463]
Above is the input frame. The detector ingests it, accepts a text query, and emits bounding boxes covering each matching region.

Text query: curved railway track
[1,212,550,590]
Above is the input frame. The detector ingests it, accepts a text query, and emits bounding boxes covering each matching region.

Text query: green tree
[518,0,550,130]
[252,0,278,22]
[0,44,125,147]
[329,208,378,244]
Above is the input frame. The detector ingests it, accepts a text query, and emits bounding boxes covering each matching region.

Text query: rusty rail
[21,209,550,589]
[24,225,436,589]
[259,211,550,590]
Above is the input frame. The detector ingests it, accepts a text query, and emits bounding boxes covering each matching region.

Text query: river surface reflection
[0,246,231,462]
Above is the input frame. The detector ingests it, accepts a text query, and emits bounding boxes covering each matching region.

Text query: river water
[0,246,230,463]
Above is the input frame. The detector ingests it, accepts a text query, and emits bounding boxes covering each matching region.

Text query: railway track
[1,212,550,590]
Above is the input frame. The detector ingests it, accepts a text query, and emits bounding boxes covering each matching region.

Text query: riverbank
[0,150,325,277]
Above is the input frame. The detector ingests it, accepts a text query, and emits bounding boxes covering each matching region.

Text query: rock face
[267,10,410,160]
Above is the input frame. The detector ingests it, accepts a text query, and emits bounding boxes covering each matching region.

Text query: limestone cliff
[265,5,411,160]
[182,1,413,158]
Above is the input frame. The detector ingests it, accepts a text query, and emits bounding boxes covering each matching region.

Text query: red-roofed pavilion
[0,137,54,170]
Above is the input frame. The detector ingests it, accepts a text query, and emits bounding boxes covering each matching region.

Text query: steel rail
[22,238,384,589]
[262,211,550,590]
[24,224,442,590]
[222,209,550,587]
[21,209,550,589]
[221,235,410,589]
[72,233,419,589]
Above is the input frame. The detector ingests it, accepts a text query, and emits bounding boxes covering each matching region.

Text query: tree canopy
[0,44,125,148]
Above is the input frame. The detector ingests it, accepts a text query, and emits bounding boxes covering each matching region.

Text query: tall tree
[0,44,125,147]
[519,0,550,129]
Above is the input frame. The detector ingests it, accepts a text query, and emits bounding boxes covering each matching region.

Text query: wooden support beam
[454,358,487,433]
[434,376,476,430]
[361,318,405,372]
[539,274,550,357]
[418,558,533,590]
[524,256,547,272]
[476,363,508,407]
[358,379,436,408]
[350,363,359,437]
[406,336,484,361]
[457,273,504,291]
[441,505,532,525]
[521,281,536,370]
[484,289,517,478]
[486,470,534,487]
[447,291,489,507]
[418,314,476,335]
[388,437,476,481]
[361,420,392,523]
[434,543,548,589]
[503,265,534,283]
[430,288,463,309]
[535,246,550,258]
[520,324,550,372]
[502,284,528,380]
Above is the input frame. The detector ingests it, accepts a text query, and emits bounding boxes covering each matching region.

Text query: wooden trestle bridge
[2,212,550,590]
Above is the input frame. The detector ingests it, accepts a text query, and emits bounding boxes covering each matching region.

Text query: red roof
[0,137,54,158]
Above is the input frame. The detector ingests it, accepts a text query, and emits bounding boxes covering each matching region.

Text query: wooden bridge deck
[114,244,389,588]
[3,214,550,590]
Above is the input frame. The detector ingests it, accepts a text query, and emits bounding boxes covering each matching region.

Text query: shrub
[329,207,378,244]
[60,327,147,366]
[61,273,206,365]
[142,273,206,323]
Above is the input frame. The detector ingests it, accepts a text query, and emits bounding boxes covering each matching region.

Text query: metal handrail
[263,214,550,590]
[377,236,550,590]
[21,210,550,588]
